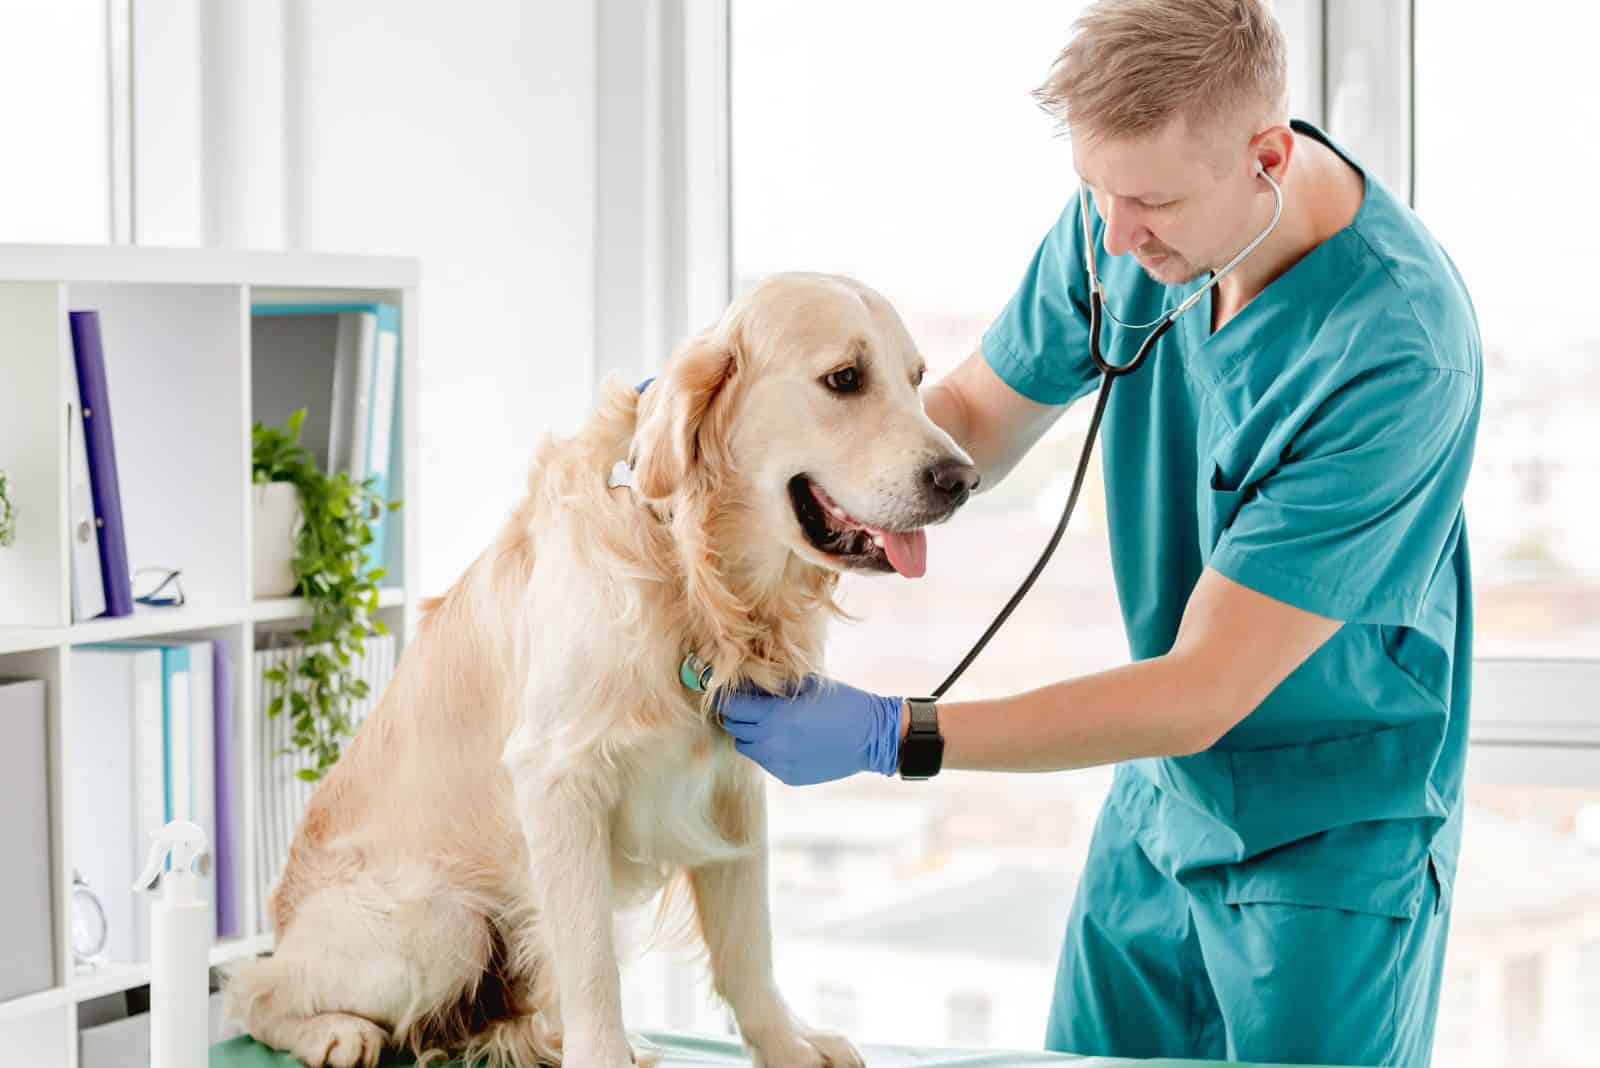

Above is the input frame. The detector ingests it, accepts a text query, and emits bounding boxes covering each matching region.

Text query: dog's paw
[289,1012,387,1068]
[750,1028,866,1068]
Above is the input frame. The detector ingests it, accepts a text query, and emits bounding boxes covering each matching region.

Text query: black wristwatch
[897,697,944,780]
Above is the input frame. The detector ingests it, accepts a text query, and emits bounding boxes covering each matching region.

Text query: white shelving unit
[0,244,420,1065]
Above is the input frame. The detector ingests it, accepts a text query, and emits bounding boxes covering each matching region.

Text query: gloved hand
[718,675,905,786]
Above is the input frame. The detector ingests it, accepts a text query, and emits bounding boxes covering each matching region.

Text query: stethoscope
[929,163,1284,700]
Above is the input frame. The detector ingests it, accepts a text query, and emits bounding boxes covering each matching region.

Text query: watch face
[899,733,944,779]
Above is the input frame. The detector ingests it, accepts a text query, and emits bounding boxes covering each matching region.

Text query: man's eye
[824,367,861,393]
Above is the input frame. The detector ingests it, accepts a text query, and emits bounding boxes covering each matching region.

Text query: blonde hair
[1034,0,1288,146]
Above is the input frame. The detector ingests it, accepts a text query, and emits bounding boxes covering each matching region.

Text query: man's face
[1073,117,1260,286]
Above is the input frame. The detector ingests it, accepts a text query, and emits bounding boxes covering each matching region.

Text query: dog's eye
[824,367,861,393]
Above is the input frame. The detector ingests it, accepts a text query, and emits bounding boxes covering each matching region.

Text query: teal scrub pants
[1046,793,1453,1067]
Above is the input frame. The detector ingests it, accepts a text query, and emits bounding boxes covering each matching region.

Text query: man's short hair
[1034,0,1289,147]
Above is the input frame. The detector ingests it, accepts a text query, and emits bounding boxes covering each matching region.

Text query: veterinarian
[720,1,1480,1065]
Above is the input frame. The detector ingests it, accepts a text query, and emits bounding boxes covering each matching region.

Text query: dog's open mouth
[787,475,928,578]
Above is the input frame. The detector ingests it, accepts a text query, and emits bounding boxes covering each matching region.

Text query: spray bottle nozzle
[134,820,210,894]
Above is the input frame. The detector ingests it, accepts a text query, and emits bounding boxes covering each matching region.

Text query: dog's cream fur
[224,273,975,1068]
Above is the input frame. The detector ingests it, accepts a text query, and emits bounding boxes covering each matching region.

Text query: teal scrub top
[982,120,1483,919]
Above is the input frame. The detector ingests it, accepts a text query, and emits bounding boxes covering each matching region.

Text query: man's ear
[632,327,737,499]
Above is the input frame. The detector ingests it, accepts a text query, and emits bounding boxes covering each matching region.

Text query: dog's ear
[632,327,737,499]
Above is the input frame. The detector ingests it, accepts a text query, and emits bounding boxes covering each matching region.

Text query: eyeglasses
[132,567,185,607]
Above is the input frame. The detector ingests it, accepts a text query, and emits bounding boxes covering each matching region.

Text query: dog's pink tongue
[880,529,927,578]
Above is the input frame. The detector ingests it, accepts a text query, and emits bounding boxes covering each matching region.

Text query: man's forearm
[907,652,1229,773]
[922,380,975,456]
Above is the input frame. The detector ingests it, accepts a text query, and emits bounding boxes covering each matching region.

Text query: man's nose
[1099,197,1148,258]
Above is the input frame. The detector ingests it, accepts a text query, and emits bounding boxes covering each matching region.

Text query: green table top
[210,1032,1357,1067]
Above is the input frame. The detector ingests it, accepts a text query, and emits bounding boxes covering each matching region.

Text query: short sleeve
[1209,367,1480,626]
[981,193,1101,407]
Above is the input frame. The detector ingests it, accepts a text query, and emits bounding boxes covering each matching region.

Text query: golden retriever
[224,272,979,1068]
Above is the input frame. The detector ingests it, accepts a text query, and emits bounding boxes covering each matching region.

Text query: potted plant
[252,409,401,779]
[252,427,303,598]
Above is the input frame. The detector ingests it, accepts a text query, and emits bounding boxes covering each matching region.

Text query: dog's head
[632,272,977,579]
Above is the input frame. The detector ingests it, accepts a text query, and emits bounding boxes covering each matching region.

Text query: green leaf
[295,768,322,783]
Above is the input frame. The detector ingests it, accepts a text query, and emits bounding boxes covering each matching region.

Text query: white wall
[282,0,599,593]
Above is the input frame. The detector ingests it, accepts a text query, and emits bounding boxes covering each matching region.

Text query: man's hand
[718,676,906,786]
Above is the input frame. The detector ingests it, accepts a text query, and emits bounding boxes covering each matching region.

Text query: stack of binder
[251,303,401,576]
[69,638,239,961]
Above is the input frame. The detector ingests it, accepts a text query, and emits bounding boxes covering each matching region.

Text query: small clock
[70,868,109,965]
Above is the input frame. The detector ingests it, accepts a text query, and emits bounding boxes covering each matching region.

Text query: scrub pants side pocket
[1190,868,1451,1068]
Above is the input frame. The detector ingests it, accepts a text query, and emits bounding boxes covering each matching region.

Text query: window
[813,982,861,1035]
[0,0,113,243]
[699,0,1600,1057]
[1413,0,1600,658]
[946,991,994,1048]
[1432,784,1600,1068]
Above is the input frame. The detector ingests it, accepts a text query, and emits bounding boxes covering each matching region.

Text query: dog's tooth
[873,534,885,548]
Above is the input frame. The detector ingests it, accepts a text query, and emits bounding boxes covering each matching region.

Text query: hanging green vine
[253,409,401,780]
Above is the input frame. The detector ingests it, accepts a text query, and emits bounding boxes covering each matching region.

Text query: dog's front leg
[690,766,865,1068]
[511,763,635,1068]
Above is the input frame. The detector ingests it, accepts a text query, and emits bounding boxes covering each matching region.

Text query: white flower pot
[253,481,303,598]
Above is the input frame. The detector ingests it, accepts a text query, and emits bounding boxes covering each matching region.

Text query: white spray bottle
[134,820,211,1068]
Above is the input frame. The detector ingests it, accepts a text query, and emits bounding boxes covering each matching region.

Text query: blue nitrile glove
[719,675,905,786]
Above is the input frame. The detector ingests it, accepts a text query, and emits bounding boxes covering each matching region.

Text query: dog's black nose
[926,458,981,503]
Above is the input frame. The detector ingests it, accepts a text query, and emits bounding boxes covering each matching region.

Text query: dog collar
[680,651,714,692]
